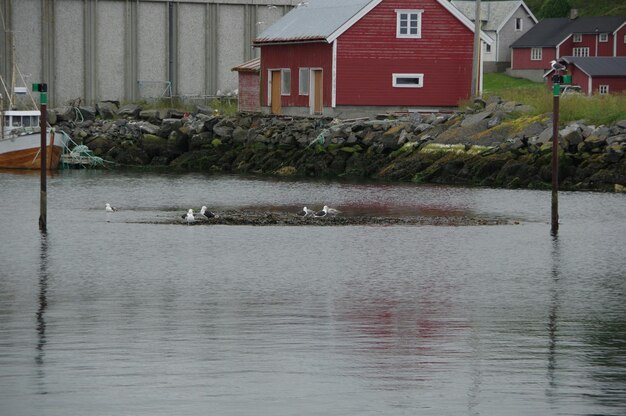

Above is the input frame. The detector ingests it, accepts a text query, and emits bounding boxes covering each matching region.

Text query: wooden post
[551,83,560,236]
[470,0,481,97]
[35,83,48,231]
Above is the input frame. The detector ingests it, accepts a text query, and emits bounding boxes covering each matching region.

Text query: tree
[539,0,571,18]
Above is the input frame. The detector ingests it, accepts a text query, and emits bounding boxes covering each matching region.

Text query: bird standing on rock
[300,207,315,217]
[185,209,195,225]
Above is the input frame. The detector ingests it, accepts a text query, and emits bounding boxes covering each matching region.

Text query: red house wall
[592,76,626,94]
[335,0,475,107]
[617,25,626,56]
[238,72,260,112]
[511,47,556,70]
[259,43,333,108]
[598,34,614,56]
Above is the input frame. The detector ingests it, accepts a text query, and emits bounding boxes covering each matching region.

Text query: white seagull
[550,60,566,71]
[185,209,195,225]
[105,203,118,212]
[199,205,218,219]
[323,205,340,215]
[300,206,316,217]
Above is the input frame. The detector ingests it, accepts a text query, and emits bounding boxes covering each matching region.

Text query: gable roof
[232,57,261,73]
[450,1,537,32]
[561,57,626,77]
[511,16,626,48]
[254,0,493,45]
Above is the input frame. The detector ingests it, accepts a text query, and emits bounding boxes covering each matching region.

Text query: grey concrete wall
[55,0,84,103]
[3,0,297,106]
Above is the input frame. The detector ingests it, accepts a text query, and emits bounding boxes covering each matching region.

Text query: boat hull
[0,130,65,170]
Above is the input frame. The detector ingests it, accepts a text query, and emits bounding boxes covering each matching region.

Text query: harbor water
[1,169,625,415]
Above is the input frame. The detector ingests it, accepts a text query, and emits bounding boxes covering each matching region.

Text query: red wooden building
[510,16,626,81]
[545,57,626,96]
[253,0,492,117]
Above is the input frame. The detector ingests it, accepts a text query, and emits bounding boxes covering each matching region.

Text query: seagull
[185,209,195,225]
[199,205,218,219]
[550,60,566,71]
[267,4,277,9]
[299,206,316,217]
[296,1,308,7]
[105,203,118,212]
[323,205,340,216]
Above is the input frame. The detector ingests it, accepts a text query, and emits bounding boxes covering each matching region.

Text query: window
[599,33,608,42]
[531,47,542,61]
[599,85,609,94]
[573,33,582,43]
[396,10,423,38]
[624,34,626,43]
[515,18,523,31]
[299,68,310,95]
[392,73,424,88]
[485,43,491,53]
[281,69,291,95]
[573,47,589,57]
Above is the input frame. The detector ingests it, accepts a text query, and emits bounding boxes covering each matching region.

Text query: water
[1,170,625,415]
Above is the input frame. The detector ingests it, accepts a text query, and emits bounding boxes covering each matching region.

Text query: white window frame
[599,85,609,94]
[573,47,589,57]
[515,18,523,31]
[392,73,424,88]
[299,68,310,96]
[530,47,542,61]
[396,9,423,39]
[573,33,582,43]
[281,68,291,96]
[599,33,608,42]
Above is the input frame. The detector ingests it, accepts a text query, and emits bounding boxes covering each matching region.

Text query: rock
[136,121,161,135]
[606,143,625,163]
[142,134,168,158]
[118,104,142,118]
[139,109,163,123]
[560,124,584,150]
[607,135,626,146]
[213,125,234,138]
[77,106,97,121]
[461,110,492,127]
[615,120,626,130]
[54,106,76,122]
[96,101,119,119]
[190,132,213,150]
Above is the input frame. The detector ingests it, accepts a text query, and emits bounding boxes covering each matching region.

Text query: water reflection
[547,236,561,393]
[36,231,48,393]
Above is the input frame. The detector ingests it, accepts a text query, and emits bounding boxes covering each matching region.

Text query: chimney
[569,9,579,20]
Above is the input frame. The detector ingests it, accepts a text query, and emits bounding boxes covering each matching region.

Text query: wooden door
[271,71,281,115]
[313,70,323,114]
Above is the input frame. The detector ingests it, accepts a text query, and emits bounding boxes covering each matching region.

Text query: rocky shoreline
[49,97,626,192]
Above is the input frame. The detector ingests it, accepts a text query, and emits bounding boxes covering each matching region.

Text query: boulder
[118,104,142,118]
[77,106,97,121]
[96,101,119,119]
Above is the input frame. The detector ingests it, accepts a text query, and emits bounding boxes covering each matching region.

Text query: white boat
[0,108,69,169]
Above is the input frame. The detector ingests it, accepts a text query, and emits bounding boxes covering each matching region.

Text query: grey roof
[561,57,626,77]
[255,0,373,44]
[451,0,530,32]
[512,16,626,48]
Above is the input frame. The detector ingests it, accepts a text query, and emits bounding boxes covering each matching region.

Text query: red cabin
[253,0,493,118]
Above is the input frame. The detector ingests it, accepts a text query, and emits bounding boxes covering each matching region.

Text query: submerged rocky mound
[137,209,513,227]
[49,98,626,192]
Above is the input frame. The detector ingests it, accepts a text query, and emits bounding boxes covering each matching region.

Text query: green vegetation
[538,0,572,18]
[525,0,626,17]
[483,73,626,125]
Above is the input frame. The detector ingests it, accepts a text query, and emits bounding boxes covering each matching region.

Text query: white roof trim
[328,0,493,45]
[327,0,384,43]
[495,1,539,33]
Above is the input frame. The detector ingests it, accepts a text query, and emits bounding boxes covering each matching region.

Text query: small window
[396,9,423,38]
[392,73,424,88]
[515,18,522,31]
[599,33,608,42]
[573,33,582,43]
[281,69,291,95]
[299,68,310,96]
[485,43,492,53]
[531,47,542,61]
[599,85,609,94]
[573,47,589,57]
[624,34,626,43]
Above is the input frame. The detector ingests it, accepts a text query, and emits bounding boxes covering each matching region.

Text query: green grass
[483,73,626,125]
